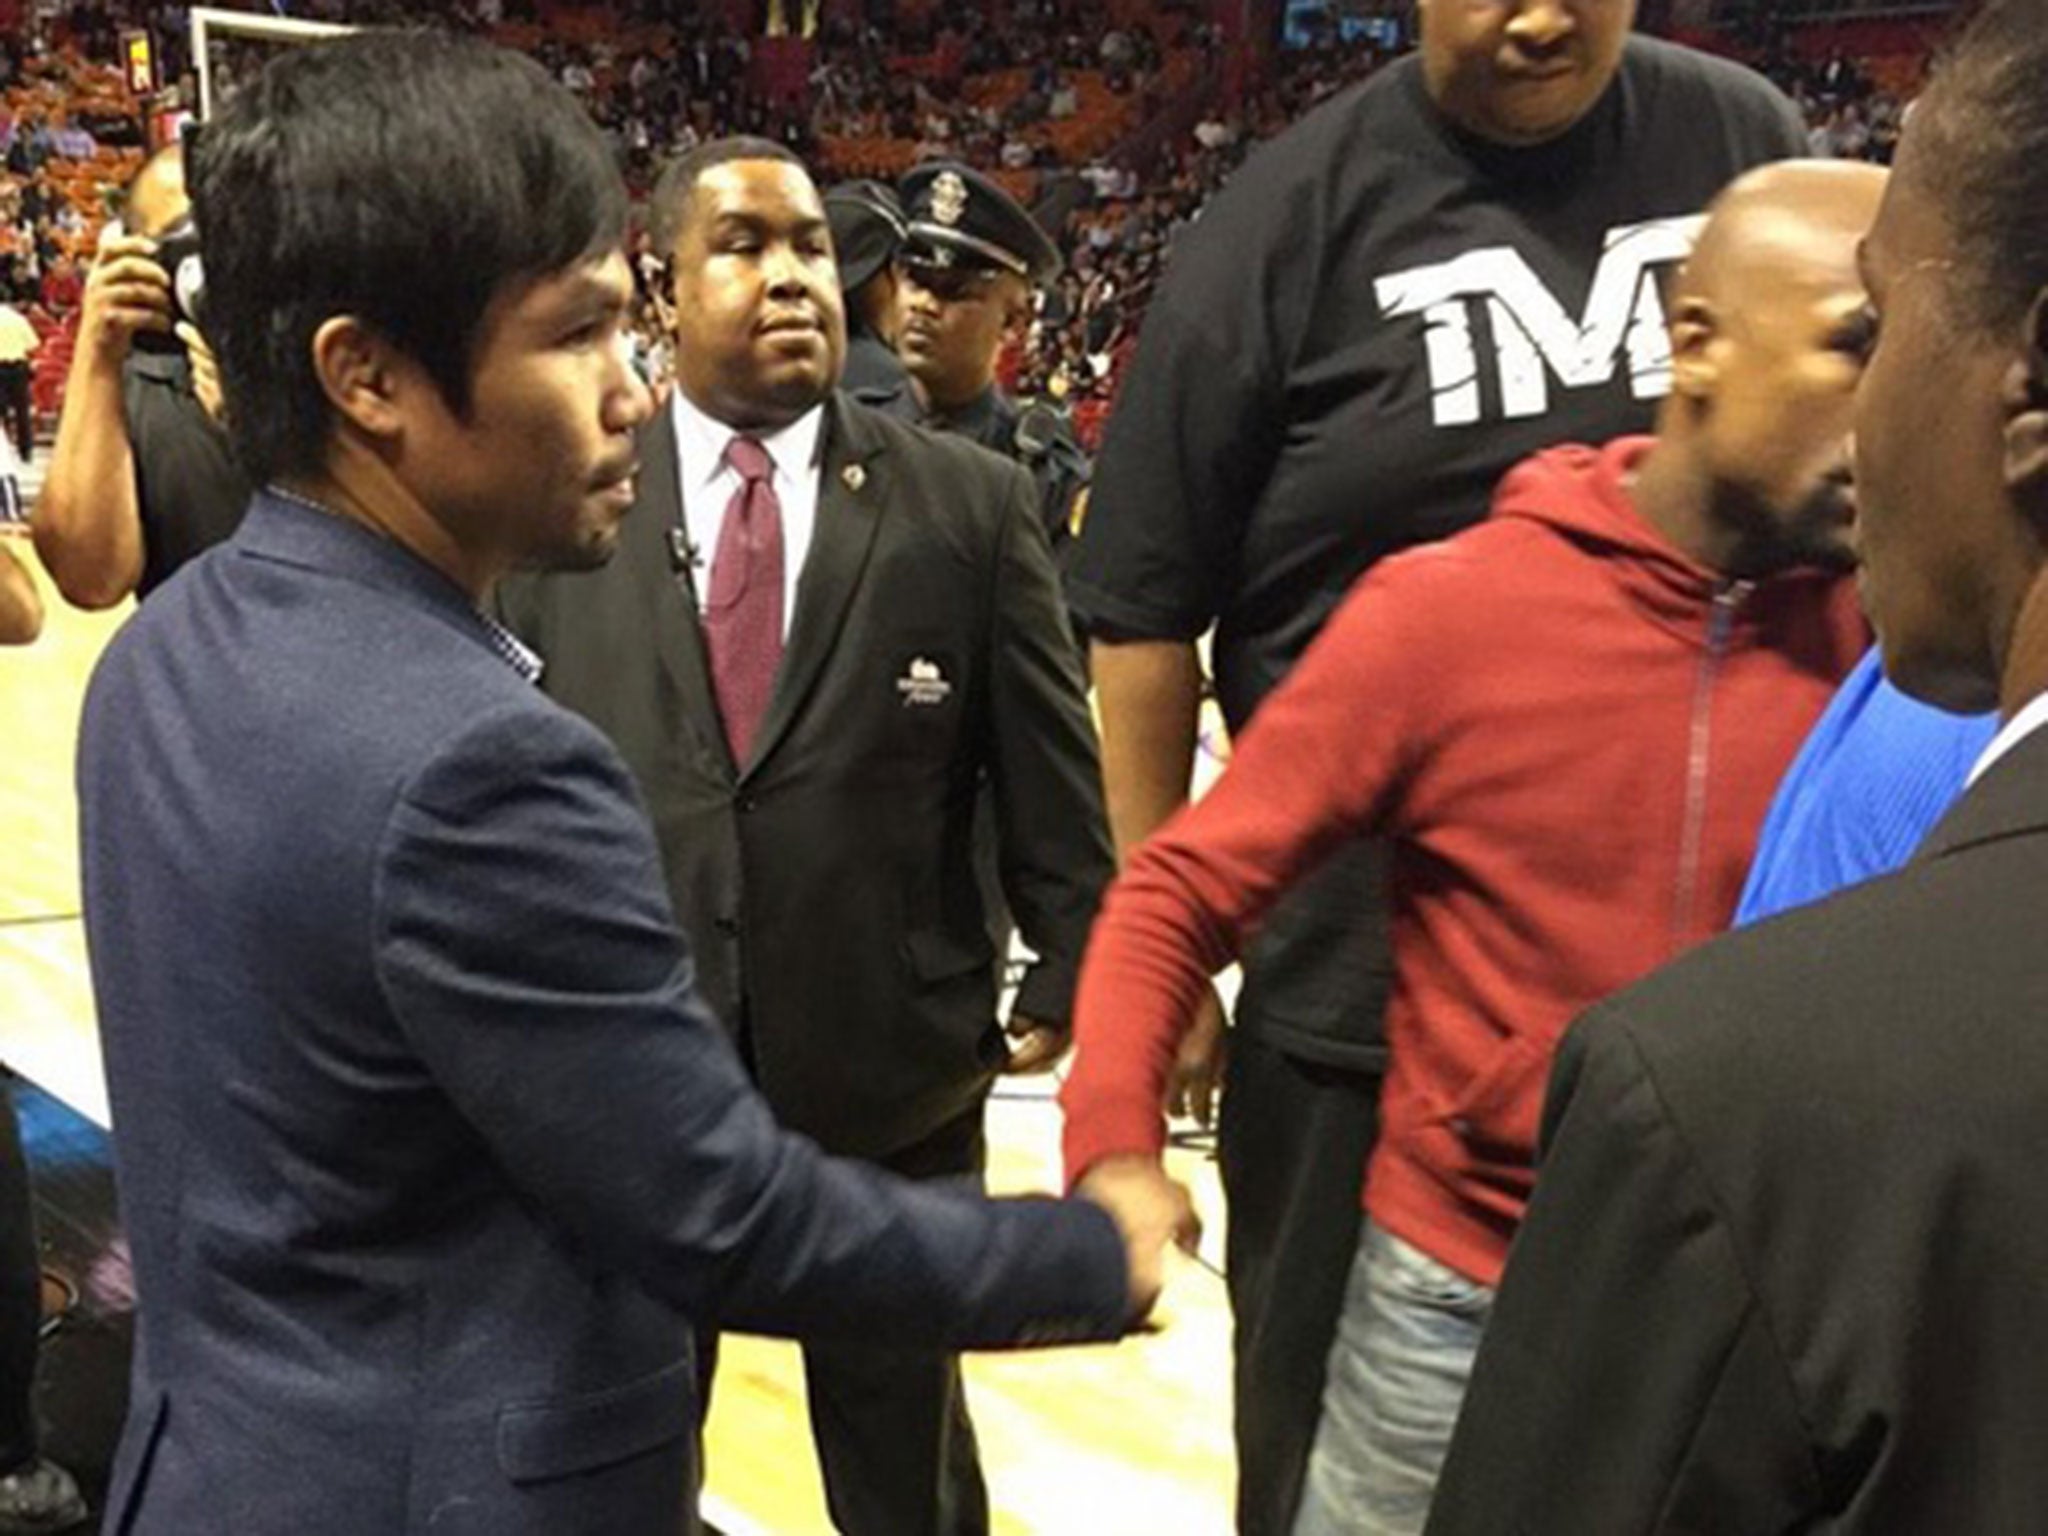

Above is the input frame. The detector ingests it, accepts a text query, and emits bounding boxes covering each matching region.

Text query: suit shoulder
[1595,862,1948,1122]
[845,396,1025,479]
[398,690,634,816]
[842,396,1035,526]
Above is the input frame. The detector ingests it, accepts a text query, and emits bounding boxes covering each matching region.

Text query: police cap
[898,162,1062,286]
[823,180,907,295]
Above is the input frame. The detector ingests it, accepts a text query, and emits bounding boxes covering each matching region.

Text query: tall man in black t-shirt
[33,144,253,610]
[1065,5,1804,1532]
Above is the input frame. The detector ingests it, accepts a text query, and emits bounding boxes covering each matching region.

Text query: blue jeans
[1290,1222,1495,1536]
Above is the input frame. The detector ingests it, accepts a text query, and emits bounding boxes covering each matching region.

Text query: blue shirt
[1737,646,1998,924]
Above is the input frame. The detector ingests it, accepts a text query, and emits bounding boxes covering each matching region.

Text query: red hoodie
[1061,437,1866,1285]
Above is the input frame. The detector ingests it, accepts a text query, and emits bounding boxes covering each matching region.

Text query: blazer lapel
[744,395,887,780]
[636,404,738,779]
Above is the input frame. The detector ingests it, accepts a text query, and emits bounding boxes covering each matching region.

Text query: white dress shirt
[1967,687,2048,788]
[669,389,824,642]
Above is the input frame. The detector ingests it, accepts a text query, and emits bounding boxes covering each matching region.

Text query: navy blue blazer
[77,493,1127,1536]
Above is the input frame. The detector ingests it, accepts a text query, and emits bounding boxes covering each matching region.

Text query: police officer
[878,162,1090,557]
[825,179,911,399]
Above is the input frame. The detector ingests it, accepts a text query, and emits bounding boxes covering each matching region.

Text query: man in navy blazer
[74,34,1193,1536]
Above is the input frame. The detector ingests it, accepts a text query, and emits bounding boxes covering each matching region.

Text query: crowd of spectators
[0,0,1935,453]
[1767,49,1908,163]
[0,30,150,429]
[807,0,1183,182]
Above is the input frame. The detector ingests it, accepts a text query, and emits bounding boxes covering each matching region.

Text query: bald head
[1674,160,1889,321]
[122,144,190,239]
[1649,158,1889,581]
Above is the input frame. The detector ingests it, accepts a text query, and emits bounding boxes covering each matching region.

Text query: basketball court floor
[0,515,1239,1534]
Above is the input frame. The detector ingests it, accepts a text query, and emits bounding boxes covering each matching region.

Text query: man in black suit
[1426,3,2048,1528]
[77,42,1192,1536]
[499,137,1120,1536]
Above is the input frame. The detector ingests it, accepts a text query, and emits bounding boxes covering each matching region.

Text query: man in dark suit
[497,137,1117,1536]
[1426,3,2048,1529]
[75,38,1191,1536]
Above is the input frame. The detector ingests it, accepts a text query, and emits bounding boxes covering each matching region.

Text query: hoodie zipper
[1673,580,1752,944]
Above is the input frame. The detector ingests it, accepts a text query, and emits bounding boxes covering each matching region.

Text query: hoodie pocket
[1421,1033,1552,1210]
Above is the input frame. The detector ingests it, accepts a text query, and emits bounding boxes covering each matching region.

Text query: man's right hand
[79,234,174,369]
[1075,1153,1201,1323]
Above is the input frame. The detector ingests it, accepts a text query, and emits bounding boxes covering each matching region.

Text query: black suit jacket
[501,393,1112,1159]
[1427,724,2048,1535]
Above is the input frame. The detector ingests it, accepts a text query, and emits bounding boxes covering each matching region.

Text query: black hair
[189,30,627,485]
[647,136,804,258]
[1915,0,2048,334]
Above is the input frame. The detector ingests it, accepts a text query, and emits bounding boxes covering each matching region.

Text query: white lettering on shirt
[1375,216,1705,428]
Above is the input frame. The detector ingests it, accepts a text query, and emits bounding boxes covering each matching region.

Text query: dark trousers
[0,362,30,463]
[699,1106,989,1536]
[1218,1035,1383,1536]
[0,1076,44,1474]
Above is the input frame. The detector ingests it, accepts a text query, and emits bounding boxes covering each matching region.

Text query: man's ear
[2004,287,2048,503]
[1667,294,1720,401]
[310,316,406,446]
[1002,275,1035,335]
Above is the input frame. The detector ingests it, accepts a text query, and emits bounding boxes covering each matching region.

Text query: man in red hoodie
[1061,158,1883,1536]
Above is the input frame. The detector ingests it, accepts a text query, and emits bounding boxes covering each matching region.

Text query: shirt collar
[668,387,825,494]
[1967,688,2048,788]
[478,610,544,685]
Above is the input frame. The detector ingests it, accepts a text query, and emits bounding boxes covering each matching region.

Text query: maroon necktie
[703,435,784,765]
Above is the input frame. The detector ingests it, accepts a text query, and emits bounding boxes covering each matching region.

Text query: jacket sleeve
[1058,561,1427,1180]
[372,701,1130,1347]
[1425,1005,1821,1535]
[983,460,1117,1027]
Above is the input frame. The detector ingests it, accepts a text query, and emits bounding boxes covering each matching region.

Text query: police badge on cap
[898,162,1063,285]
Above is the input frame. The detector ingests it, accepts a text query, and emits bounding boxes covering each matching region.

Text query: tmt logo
[1375,216,1706,428]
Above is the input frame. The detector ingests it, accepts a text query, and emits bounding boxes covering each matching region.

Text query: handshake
[1074,1154,1203,1322]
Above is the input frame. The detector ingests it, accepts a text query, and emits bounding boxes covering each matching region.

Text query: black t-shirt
[124,350,254,599]
[1070,36,1805,1066]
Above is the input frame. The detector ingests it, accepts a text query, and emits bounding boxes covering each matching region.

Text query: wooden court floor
[0,529,1238,1535]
